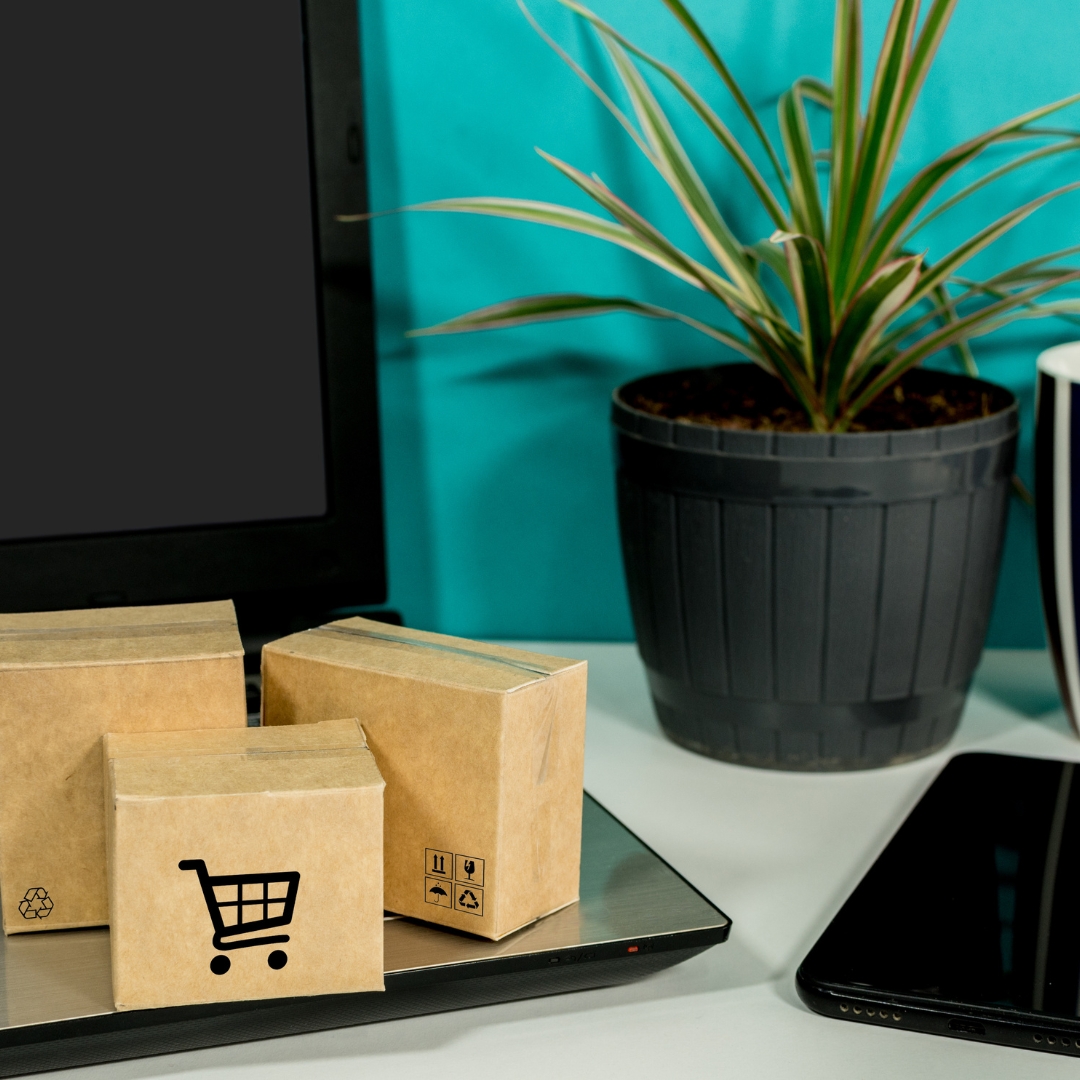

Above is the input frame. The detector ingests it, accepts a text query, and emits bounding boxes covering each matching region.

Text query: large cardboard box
[0,601,247,934]
[105,718,384,1010]
[262,618,587,940]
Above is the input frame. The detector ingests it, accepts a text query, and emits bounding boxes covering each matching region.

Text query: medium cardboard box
[0,601,247,934]
[105,718,385,1010]
[262,618,587,941]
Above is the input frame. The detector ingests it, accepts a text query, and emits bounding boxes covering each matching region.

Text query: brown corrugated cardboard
[105,718,384,1010]
[262,618,587,941]
[0,601,247,935]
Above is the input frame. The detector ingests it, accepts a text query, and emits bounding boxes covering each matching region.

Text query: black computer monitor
[0,0,384,637]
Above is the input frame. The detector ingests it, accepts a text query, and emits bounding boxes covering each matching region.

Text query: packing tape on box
[137,747,375,762]
[309,624,558,678]
[0,620,237,643]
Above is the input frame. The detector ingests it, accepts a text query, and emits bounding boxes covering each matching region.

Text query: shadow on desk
[81,935,770,1078]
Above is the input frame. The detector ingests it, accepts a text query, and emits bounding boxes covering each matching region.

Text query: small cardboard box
[105,718,385,1010]
[262,618,587,941]
[0,601,247,934]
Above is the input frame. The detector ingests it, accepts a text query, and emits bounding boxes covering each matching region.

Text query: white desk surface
[70,646,1078,1080]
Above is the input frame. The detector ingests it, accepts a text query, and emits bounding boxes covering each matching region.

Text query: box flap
[111,749,383,800]
[264,617,584,693]
[109,719,382,799]
[0,601,242,669]
[105,718,366,760]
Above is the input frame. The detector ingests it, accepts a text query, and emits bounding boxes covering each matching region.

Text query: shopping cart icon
[179,859,300,975]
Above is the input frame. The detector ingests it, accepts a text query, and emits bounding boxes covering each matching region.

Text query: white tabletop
[73,645,1080,1080]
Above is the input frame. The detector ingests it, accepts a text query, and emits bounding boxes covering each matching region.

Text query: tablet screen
[802,753,1080,1019]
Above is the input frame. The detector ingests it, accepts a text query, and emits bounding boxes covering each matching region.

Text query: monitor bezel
[0,0,386,633]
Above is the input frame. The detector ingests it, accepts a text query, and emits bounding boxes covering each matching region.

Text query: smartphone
[797,752,1080,1056]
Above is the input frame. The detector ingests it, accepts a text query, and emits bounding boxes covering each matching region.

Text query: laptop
[0,795,728,1076]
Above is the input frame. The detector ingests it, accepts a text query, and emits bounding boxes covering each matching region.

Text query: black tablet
[798,752,1080,1057]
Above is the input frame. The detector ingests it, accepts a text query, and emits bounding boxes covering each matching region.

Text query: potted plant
[346,0,1080,769]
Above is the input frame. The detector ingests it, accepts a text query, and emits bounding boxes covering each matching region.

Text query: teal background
[357,0,1080,643]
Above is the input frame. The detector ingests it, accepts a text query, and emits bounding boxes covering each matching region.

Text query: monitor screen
[0,0,328,542]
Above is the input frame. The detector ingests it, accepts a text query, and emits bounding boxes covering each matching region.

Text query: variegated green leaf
[828,0,861,267]
[878,0,959,184]
[1018,300,1080,316]
[904,137,1080,242]
[949,272,1080,330]
[736,315,825,427]
[779,88,826,242]
[558,0,788,228]
[658,0,791,199]
[840,270,1080,425]
[518,2,652,160]
[980,242,1080,284]
[906,180,1080,307]
[833,0,920,297]
[531,149,769,317]
[868,283,980,360]
[853,92,1080,290]
[595,34,769,310]
[928,284,979,376]
[407,292,760,359]
[355,197,708,292]
[866,243,1080,368]
[747,239,793,291]
[772,230,833,379]
[793,77,833,108]
[825,254,922,416]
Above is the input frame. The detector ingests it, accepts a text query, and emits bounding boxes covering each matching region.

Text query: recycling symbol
[19,888,53,920]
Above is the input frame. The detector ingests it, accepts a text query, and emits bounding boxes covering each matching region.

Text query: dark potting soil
[620,363,1014,432]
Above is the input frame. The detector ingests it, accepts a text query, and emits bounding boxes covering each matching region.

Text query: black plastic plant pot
[613,364,1018,771]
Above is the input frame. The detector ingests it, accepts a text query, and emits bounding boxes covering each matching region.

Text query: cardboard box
[262,618,587,940]
[0,601,247,935]
[105,718,385,1010]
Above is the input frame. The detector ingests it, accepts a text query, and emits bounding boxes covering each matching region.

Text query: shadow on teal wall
[358,0,1080,643]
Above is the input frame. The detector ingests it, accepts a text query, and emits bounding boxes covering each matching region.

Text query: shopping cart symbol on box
[179,859,301,975]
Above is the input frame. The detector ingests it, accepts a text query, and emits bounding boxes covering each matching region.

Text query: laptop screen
[0,0,327,542]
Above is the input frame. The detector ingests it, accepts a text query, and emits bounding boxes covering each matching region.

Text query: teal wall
[358,0,1080,644]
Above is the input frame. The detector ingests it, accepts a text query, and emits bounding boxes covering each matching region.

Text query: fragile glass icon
[454,854,484,887]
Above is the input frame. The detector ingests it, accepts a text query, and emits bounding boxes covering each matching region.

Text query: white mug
[1036,342,1080,734]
